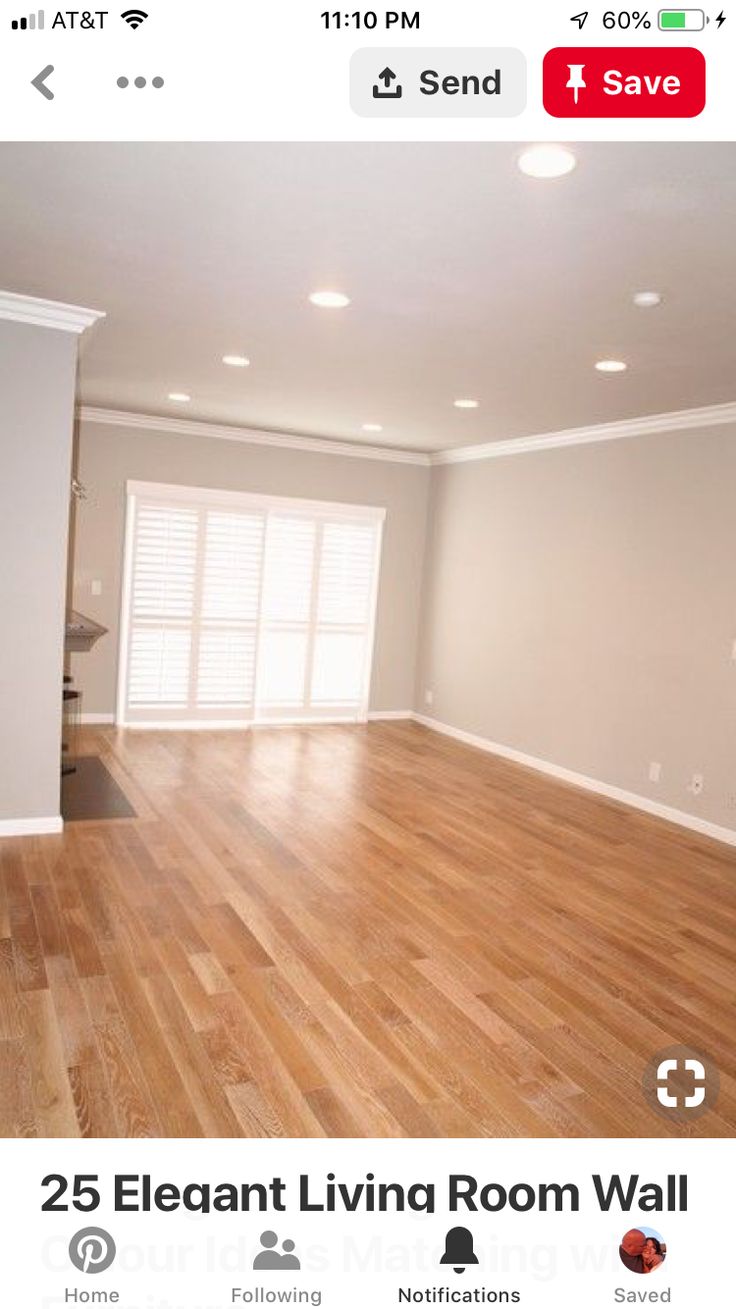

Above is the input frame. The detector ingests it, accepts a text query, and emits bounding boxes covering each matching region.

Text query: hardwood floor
[1,721,735,1138]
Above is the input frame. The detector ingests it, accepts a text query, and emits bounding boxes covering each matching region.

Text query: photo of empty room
[0,142,734,1139]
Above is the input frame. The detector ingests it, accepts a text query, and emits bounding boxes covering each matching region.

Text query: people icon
[253,1231,301,1271]
[280,1240,300,1270]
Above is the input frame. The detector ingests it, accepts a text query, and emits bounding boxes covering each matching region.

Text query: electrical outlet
[91,579,102,596]
[648,761,661,783]
[424,689,434,707]
[688,773,704,797]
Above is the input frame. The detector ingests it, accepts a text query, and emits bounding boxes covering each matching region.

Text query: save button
[543,47,706,117]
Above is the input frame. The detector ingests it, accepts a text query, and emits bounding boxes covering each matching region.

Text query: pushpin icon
[566,63,587,104]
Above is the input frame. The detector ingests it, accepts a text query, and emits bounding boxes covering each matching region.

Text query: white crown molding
[79,400,736,467]
[0,815,63,838]
[0,291,105,335]
[431,400,736,465]
[412,712,736,849]
[79,406,431,466]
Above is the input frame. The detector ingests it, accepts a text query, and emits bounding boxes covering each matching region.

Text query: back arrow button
[32,65,55,100]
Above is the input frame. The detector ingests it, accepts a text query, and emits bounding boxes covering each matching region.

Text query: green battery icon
[658,8,706,28]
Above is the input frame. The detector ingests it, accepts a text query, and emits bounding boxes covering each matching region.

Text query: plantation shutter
[126,502,199,712]
[197,509,265,710]
[120,484,383,726]
[257,514,317,711]
[311,520,378,708]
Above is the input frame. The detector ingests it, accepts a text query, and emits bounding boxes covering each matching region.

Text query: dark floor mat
[61,755,136,821]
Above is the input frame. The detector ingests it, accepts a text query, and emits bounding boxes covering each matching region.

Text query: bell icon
[440,1226,479,1274]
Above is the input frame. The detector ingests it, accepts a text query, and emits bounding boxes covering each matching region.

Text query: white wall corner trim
[431,400,736,465]
[79,406,431,466]
[0,291,105,335]
[411,713,736,849]
[0,815,64,838]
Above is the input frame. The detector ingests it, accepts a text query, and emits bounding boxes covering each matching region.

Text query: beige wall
[416,426,736,833]
[71,419,430,716]
[0,320,78,825]
[71,413,736,834]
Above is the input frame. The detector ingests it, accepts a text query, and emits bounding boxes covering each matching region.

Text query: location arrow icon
[31,64,55,99]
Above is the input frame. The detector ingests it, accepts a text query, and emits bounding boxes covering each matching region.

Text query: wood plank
[0,720,733,1137]
[21,989,79,1136]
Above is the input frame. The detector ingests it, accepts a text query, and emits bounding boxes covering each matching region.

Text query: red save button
[543,47,706,117]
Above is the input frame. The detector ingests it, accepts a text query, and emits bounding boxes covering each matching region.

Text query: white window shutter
[256,515,317,709]
[126,503,198,709]
[317,520,376,627]
[120,486,383,726]
[310,520,378,707]
[196,510,264,708]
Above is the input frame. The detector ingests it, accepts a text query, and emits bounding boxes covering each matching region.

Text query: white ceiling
[0,142,734,454]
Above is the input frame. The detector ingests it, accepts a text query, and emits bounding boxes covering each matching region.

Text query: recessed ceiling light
[362,423,383,433]
[454,398,480,409]
[633,291,663,309]
[309,290,351,309]
[168,392,191,402]
[518,145,577,179]
[222,354,251,368]
[595,359,628,374]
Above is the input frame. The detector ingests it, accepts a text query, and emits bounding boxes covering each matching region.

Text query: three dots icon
[117,75,164,89]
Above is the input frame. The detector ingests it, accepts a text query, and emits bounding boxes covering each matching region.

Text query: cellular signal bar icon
[11,8,45,28]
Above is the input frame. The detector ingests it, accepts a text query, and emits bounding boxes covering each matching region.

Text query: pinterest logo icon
[68,1228,117,1275]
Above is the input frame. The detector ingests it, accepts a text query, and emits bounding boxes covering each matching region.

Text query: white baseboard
[250,716,363,728]
[120,719,253,730]
[0,815,63,838]
[116,711,414,730]
[411,712,736,849]
[367,710,414,721]
[81,713,115,725]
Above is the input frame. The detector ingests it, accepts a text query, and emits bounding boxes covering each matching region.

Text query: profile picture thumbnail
[619,1228,667,1275]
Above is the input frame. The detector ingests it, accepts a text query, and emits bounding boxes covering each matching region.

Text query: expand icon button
[544,46,706,117]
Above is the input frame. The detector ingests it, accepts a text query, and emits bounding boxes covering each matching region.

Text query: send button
[351,48,527,117]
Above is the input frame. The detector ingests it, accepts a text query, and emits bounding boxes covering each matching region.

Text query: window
[117,482,384,726]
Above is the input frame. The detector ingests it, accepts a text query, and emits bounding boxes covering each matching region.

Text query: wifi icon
[121,8,148,28]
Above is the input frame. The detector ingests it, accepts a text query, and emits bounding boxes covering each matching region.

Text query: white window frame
[116,480,385,729]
